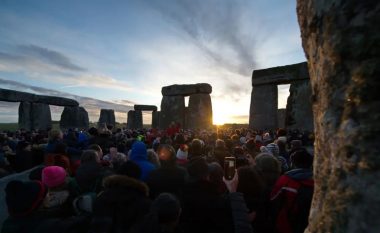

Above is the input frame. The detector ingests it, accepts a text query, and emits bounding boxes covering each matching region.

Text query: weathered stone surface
[134,110,143,129]
[251,62,309,86]
[186,94,213,129]
[285,80,313,131]
[127,110,135,129]
[134,105,157,111]
[162,83,212,96]
[0,88,79,106]
[98,109,115,127]
[277,108,286,129]
[249,85,278,129]
[60,106,89,129]
[152,111,160,129]
[297,0,380,232]
[18,102,52,130]
[160,96,185,129]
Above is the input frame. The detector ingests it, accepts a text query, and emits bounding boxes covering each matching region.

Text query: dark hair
[116,161,142,179]
[290,149,313,169]
[187,157,209,180]
[80,150,99,164]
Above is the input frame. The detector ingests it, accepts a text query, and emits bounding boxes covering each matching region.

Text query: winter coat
[270,168,314,233]
[1,212,90,233]
[129,142,156,181]
[89,175,151,233]
[180,179,234,233]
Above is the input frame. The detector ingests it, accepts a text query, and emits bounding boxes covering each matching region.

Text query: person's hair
[157,144,176,167]
[187,157,209,180]
[277,128,287,137]
[189,139,203,157]
[48,129,62,141]
[147,149,161,167]
[290,149,313,169]
[237,166,265,210]
[80,150,99,164]
[116,161,142,179]
[215,139,225,148]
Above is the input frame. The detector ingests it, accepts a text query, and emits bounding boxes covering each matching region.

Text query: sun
[213,114,227,125]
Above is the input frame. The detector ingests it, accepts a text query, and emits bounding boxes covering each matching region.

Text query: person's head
[208,162,224,191]
[189,139,203,157]
[116,161,142,179]
[130,141,148,160]
[265,143,280,157]
[237,166,265,208]
[88,144,103,159]
[48,129,63,141]
[42,166,67,189]
[290,149,313,169]
[80,150,100,164]
[157,144,176,167]
[147,149,161,167]
[5,180,47,217]
[277,128,287,137]
[151,193,181,225]
[215,139,226,149]
[187,157,209,180]
[254,153,281,187]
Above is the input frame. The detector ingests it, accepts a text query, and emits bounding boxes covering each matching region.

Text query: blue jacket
[129,142,156,181]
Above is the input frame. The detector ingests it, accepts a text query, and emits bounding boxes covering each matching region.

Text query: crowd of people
[0,124,314,233]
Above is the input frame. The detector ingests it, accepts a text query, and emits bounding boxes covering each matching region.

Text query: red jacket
[270,169,314,233]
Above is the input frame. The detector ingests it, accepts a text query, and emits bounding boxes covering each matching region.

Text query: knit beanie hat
[265,143,280,157]
[42,166,67,188]
[176,144,188,160]
[5,180,47,217]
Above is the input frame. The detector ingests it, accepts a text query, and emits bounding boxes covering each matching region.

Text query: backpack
[288,182,314,233]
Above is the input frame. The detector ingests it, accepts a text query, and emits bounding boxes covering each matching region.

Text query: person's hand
[223,169,239,193]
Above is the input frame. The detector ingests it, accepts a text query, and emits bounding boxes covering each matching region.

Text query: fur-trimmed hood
[102,175,149,197]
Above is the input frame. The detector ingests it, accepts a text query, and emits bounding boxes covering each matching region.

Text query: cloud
[0,78,135,122]
[0,47,133,92]
[145,0,257,76]
[17,44,86,72]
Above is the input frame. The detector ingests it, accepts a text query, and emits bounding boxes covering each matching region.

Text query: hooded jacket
[89,175,151,233]
[270,168,314,233]
[129,142,156,181]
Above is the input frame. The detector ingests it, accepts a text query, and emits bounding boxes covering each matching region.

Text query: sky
[0,0,306,125]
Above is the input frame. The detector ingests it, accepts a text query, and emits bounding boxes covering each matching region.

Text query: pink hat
[42,166,67,188]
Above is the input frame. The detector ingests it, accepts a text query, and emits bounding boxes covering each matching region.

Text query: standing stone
[160,96,185,129]
[60,106,89,129]
[152,111,160,129]
[187,94,213,129]
[98,109,116,127]
[127,110,135,129]
[297,1,380,232]
[285,80,313,131]
[277,109,286,129]
[134,110,143,129]
[18,102,52,130]
[18,102,32,130]
[249,85,278,129]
